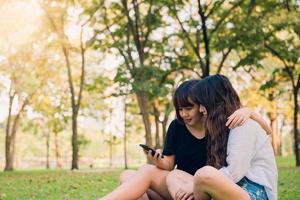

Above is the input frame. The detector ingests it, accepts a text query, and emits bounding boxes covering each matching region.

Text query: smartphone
[139,144,164,158]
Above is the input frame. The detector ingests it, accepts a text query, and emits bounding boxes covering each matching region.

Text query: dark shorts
[237,177,269,200]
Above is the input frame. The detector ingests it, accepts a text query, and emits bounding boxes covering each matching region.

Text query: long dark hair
[190,74,241,169]
[173,80,199,124]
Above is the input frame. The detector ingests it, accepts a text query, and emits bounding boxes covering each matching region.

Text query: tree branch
[206,0,226,18]
[143,0,154,49]
[170,0,205,72]
[41,2,77,109]
[103,5,135,72]
[210,0,244,36]
[265,43,296,88]
[217,47,232,74]
[132,0,144,64]
[198,0,210,77]
[77,26,86,110]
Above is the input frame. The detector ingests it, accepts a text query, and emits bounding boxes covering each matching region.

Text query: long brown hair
[190,75,241,169]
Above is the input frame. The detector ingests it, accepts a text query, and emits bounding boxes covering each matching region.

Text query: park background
[0,0,299,199]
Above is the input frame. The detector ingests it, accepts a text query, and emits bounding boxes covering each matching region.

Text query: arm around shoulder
[250,111,272,135]
[226,107,271,135]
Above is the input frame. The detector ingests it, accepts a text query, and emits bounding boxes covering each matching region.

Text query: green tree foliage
[232,0,300,166]
[40,0,97,169]
[0,40,54,171]
[163,0,263,77]
[89,0,185,147]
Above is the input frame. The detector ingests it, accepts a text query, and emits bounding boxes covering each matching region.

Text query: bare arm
[226,107,272,135]
[250,111,272,135]
[147,150,175,171]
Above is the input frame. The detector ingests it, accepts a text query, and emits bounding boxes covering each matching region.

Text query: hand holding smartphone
[139,144,164,158]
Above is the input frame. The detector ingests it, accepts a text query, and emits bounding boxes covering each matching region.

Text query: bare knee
[119,169,137,184]
[119,164,157,183]
[166,169,181,187]
[125,164,159,182]
[138,164,159,175]
[194,166,218,188]
[166,170,179,198]
[166,169,192,198]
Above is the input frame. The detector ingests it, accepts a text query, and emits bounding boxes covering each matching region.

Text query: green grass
[0,156,299,200]
[276,156,300,199]
[0,169,122,200]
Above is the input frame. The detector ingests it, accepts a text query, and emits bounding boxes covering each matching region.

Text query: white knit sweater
[220,119,278,200]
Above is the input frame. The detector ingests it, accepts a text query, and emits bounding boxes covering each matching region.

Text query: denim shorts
[237,177,269,200]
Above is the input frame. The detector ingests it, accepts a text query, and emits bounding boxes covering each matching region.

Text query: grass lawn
[0,156,299,200]
[276,156,300,199]
[0,169,121,200]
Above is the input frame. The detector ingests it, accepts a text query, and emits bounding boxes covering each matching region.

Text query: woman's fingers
[181,193,191,200]
[147,151,153,162]
[153,150,159,158]
[180,193,193,200]
[227,107,253,128]
[186,194,194,200]
[176,189,188,200]
[175,188,193,200]
[175,189,183,200]
[228,114,241,128]
[226,113,236,126]
[153,150,164,159]
[240,118,247,126]
[231,117,245,128]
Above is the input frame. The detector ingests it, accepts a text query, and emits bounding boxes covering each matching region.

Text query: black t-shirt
[163,119,207,175]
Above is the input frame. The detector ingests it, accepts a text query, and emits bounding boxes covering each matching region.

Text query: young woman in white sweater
[166,75,277,200]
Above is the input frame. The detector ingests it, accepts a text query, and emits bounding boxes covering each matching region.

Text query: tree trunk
[5,130,15,171]
[71,26,86,169]
[161,103,172,145]
[71,111,79,169]
[5,134,14,171]
[62,43,79,170]
[5,95,27,171]
[54,132,62,168]
[5,139,13,171]
[46,132,50,169]
[124,99,128,169]
[136,91,152,163]
[270,101,280,155]
[4,93,15,171]
[152,99,161,149]
[43,5,85,170]
[293,87,299,167]
[162,116,169,144]
[136,91,152,147]
[5,115,22,171]
[108,130,113,167]
[198,4,210,78]
[154,116,160,149]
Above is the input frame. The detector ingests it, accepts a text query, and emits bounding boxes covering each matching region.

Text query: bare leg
[193,166,250,200]
[120,170,149,200]
[166,169,194,199]
[101,164,172,200]
[120,170,165,200]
